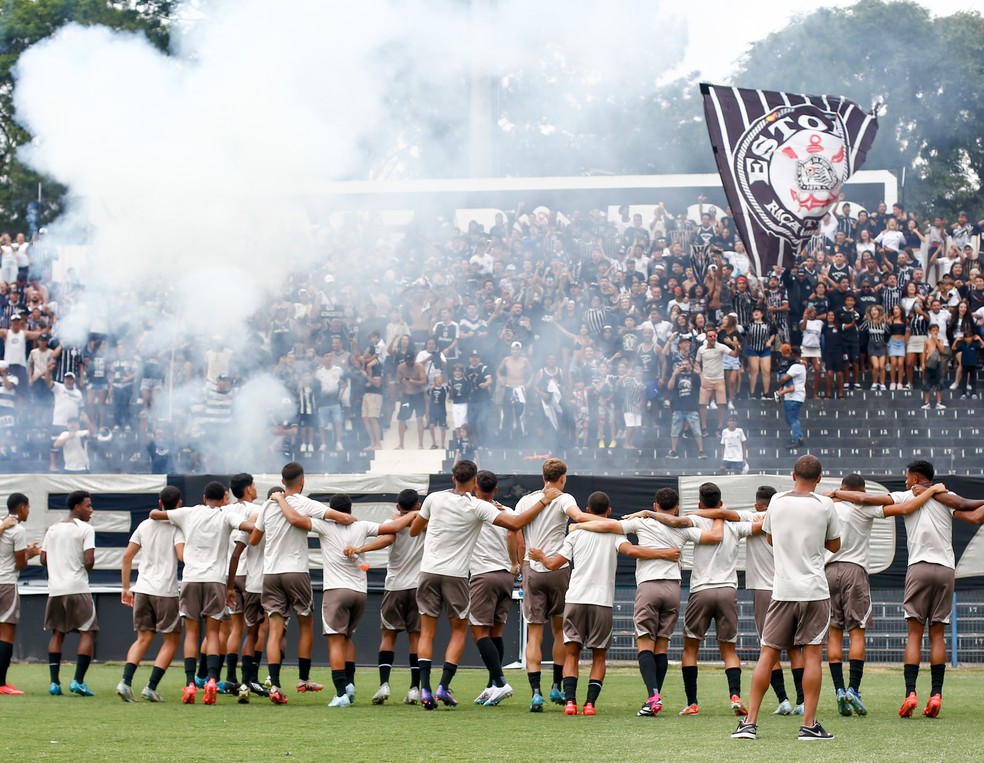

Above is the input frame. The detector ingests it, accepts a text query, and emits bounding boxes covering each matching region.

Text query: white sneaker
[950,382,960,390]
[474,687,493,705]
[345,682,356,701]
[890,383,897,390]
[483,683,514,706]
[936,403,947,410]
[870,384,879,391]
[372,683,390,705]
[727,402,736,412]
[921,403,931,410]
[328,694,352,708]
[318,443,326,452]
[404,687,421,705]
[709,401,717,410]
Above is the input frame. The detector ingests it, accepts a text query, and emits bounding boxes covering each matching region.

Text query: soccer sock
[345,660,356,685]
[48,652,61,684]
[206,654,221,681]
[491,636,505,664]
[725,666,741,697]
[122,661,137,687]
[241,655,253,685]
[563,676,578,703]
[225,654,239,684]
[439,662,457,690]
[331,669,348,697]
[849,659,865,692]
[638,651,659,696]
[552,663,564,689]
[378,650,394,685]
[184,657,196,685]
[476,637,505,688]
[269,663,282,689]
[654,653,669,692]
[792,667,805,705]
[586,679,603,705]
[528,670,542,695]
[148,666,166,691]
[252,651,263,683]
[828,661,844,691]
[903,663,919,695]
[299,657,312,683]
[409,653,420,689]
[197,652,208,679]
[0,640,12,685]
[930,663,945,696]
[74,654,92,683]
[682,665,698,706]
[769,667,788,702]
[419,658,432,692]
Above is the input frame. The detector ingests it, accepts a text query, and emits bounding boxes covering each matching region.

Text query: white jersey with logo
[560,529,629,607]
[517,490,578,572]
[0,518,27,585]
[165,505,241,584]
[41,518,95,596]
[255,494,326,575]
[825,500,884,570]
[891,490,955,569]
[129,518,183,597]
[311,518,380,593]
[689,515,753,593]
[619,517,701,584]
[418,490,499,578]
[763,491,840,601]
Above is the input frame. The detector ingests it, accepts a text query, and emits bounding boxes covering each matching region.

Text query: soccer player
[646,482,758,716]
[117,486,186,702]
[470,470,520,707]
[829,460,984,718]
[249,462,356,704]
[529,491,682,716]
[223,473,258,698]
[514,458,593,711]
[0,494,40,694]
[408,459,558,710]
[150,481,254,705]
[732,455,840,741]
[371,489,425,705]
[824,474,947,718]
[41,490,98,697]
[577,487,723,717]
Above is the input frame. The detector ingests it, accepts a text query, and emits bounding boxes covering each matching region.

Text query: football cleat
[237,684,250,704]
[421,688,437,710]
[564,700,578,716]
[0,684,24,695]
[297,679,324,693]
[327,694,352,708]
[435,684,457,707]
[248,681,269,698]
[203,678,218,705]
[730,695,748,716]
[923,693,941,718]
[404,687,421,705]
[69,680,93,697]
[345,682,356,701]
[899,692,918,718]
[141,687,164,703]
[49,683,63,696]
[679,703,699,715]
[372,682,391,705]
[181,683,197,704]
[473,687,493,705]
[582,702,596,716]
[269,687,288,705]
[483,683,513,707]
[117,681,135,703]
[846,688,868,716]
[836,688,853,716]
[529,693,544,713]
[549,687,565,705]
[637,693,662,717]
[772,699,793,715]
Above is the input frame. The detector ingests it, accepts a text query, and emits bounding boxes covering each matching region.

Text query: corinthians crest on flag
[701,84,879,275]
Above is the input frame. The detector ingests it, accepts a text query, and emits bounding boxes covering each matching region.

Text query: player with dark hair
[0,493,40,694]
[529,491,682,716]
[117,486,186,702]
[408,460,556,710]
[41,490,97,697]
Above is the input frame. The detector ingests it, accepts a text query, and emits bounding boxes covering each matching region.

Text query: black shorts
[843,341,860,363]
[429,406,447,428]
[398,394,426,421]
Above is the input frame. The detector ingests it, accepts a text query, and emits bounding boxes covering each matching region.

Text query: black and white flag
[701,84,878,275]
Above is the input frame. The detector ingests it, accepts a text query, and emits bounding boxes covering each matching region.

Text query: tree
[735,1,984,219]
[0,0,174,232]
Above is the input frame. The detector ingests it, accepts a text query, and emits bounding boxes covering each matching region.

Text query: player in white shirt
[514,458,594,711]
[150,481,254,705]
[248,462,356,704]
[529,491,682,717]
[273,491,417,707]
[0,493,40,694]
[117,486,186,703]
[574,487,723,717]
[219,473,258,699]
[408,460,557,711]
[41,490,97,697]
[719,415,747,474]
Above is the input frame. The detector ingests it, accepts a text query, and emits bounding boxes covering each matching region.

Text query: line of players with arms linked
[0,456,982,740]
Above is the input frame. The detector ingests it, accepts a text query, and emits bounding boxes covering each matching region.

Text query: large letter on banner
[701,84,878,275]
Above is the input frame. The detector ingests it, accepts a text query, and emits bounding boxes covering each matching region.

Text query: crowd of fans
[1,197,982,473]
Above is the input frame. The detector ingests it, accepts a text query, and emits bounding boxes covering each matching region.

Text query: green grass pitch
[1,663,981,762]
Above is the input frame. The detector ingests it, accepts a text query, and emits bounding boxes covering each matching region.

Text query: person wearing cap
[0,312,41,394]
[28,333,55,414]
[496,341,532,441]
[47,369,85,437]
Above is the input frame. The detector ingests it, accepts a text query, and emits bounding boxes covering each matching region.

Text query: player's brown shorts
[179,581,228,621]
[752,589,772,638]
[634,580,682,641]
[44,593,99,633]
[522,563,570,623]
[468,570,513,627]
[243,590,264,628]
[903,561,955,625]
[380,588,420,633]
[416,572,470,620]
[133,593,181,633]
[760,598,830,649]
[262,572,314,619]
[228,575,247,615]
[321,588,367,637]
[0,584,19,625]
[683,587,738,643]
[826,561,872,631]
[563,603,613,649]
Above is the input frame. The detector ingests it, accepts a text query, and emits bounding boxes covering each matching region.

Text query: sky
[673,0,978,82]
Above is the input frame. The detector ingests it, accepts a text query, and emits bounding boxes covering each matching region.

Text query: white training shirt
[225,501,252,579]
[418,490,500,578]
[129,518,184,598]
[470,507,514,576]
[311,518,380,593]
[560,529,629,607]
[825,501,884,570]
[689,515,753,593]
[255,495,327,575]
[0,518,27,585]
[785,363,807,402]
[41,518,95,596]
[736,511,773,590]
[763,491,840,601]
[517,490,579,572]
[384,525,425,591]
[165,505,242,584]
[891,489,955,569]
[619,517,701,584]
